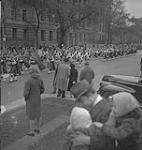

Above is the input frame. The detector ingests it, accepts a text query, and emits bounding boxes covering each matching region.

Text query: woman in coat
[24,67,45,136]
[71,92,142,150]
[67,63,78,97]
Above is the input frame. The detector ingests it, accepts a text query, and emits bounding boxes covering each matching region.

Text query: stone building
[1,0,58,49]
[66,0,110,46]
[1,0,110,49]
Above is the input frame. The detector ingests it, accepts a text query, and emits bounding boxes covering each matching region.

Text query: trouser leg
[57,89,61,97]
[62,90,65,98]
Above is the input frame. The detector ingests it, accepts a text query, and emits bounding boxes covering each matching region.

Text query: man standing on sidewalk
[24,67,45,136]
[55,58,70,98]
[79,61,95,84]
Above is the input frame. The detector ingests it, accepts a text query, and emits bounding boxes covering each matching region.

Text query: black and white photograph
[0,0,142,150]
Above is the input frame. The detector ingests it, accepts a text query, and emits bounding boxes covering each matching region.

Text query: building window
[49,31,53,41]
[75,33,78,45]
[22,9,27,21]
[57,31,60,42]
[41,13,45,21]
[83,33,86,43]
[11,7,16,20]
[23,29,28,40]
[12,28,17,40]
[41,30,45,41]
[79,33,82,41]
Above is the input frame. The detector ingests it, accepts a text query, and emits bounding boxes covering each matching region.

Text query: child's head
[70,107,92,130]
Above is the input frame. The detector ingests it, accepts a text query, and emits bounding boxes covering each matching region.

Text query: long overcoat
[55,63,70,91]
[24,74,44,120]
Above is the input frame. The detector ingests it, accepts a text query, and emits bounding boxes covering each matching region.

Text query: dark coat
[79,66,95,84]
[102,109,142,150]
[89,99,115,150]
[68,68,78,91]
[24,74,44,120]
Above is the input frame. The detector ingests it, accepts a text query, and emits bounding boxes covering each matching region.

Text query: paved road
[1,53,142,107]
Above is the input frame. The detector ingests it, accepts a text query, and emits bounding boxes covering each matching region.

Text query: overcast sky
[125,0,142,18]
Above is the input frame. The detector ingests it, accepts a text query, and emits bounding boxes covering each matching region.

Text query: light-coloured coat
[55,63,70,91]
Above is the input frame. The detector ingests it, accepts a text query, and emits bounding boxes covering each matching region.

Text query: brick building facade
[1,0,58,49]
[1,0,109,49]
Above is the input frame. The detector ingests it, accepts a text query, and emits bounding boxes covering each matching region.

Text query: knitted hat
[70,107,92,129]
[112,92,140,117]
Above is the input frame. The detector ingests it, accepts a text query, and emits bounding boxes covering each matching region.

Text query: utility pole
[1,0,6,55]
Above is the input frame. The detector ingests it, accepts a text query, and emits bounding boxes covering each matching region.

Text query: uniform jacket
[24,74,44,120]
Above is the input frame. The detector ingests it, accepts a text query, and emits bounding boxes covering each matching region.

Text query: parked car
[98,75,142,104]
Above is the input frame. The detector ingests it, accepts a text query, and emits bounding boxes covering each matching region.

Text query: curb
[101,53,137,62]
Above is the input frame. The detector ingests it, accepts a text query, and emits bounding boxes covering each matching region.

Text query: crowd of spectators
[1,44,137,81]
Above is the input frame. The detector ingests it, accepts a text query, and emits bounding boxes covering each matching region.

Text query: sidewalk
[1,93,75,115]
[1,96,74,150]
[3,114,69,150]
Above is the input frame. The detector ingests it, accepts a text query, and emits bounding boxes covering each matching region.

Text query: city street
[1,0,142,149]
[1,53,142,150]
[1,53,141,107]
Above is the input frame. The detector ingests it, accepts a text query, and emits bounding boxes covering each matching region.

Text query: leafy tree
[125,17,142,43]
[106,0,129,44]
[46,0,107,47]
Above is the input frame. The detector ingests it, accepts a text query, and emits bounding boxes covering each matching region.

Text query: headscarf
[112,92,140,117]
[70,106,92,130]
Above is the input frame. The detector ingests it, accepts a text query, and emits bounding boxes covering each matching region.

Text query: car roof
[111,75,141,84]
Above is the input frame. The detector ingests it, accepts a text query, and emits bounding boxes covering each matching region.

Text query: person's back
[57,63,70,80]
[89,97,115,150]
[79,62,95,84]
